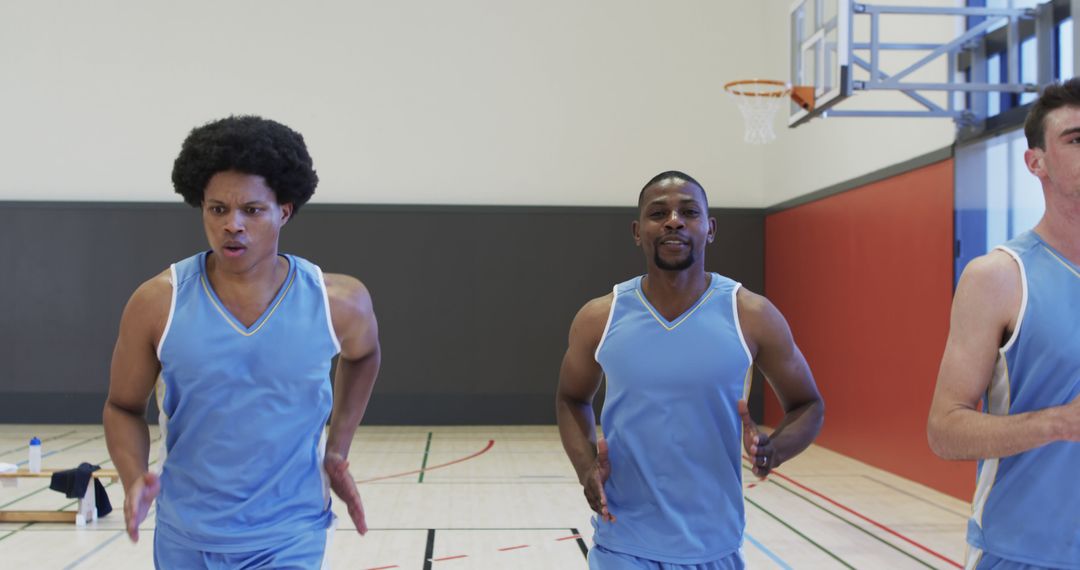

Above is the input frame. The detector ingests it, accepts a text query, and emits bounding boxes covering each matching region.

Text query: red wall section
[764,159,976,500]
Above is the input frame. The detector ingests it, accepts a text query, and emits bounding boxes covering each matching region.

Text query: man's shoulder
[322,273,373,319]
[131,269,174,307]
[959,250,1022,295]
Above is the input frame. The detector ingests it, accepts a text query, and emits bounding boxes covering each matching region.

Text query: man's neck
[641,266,711,318]
[206,251,287,302]
[1034,193,1080,263]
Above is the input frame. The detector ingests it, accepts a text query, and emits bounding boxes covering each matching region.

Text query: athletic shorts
[153,524,334,570]
[588,543,746,570]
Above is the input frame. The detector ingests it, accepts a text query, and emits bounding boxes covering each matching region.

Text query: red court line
[498,544,530,551]
[364,566,399,570]
[555,534,582,541]
[358,440,495,484]
[743,455,962,568]
[432,554,468,562]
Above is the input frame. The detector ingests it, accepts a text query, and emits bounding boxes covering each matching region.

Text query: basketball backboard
[789,0,852,127]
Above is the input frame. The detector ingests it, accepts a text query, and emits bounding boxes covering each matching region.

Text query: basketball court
[0,0,1072,568]
[0,425,969,569]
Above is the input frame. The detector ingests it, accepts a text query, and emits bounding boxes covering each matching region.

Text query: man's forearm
[770,399,824,466]
[556,396,598,484]
[928,405,1058,460]
[326,352,380,458]
[103,401,151,491]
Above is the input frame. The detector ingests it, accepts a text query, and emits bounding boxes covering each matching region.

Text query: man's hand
[583,438,615,522]
[124,471,160,542]
[739,400,776,479]
[325,451,367,535]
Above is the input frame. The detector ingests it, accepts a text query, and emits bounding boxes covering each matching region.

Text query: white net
[725,81,791,145]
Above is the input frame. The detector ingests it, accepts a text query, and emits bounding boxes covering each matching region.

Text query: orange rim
[724,79,790,97]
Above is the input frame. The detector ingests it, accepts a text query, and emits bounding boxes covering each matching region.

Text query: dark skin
[556,178,824,522]
[103,171,381,541]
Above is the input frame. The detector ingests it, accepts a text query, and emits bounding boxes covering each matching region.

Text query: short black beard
[654,250,694,271]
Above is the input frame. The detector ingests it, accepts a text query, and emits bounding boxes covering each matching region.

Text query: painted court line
[431,554,468,562]
[747,458,962,568]
[0,430,79,458]
[745,495,855,569]
[359,440,494,484]
[744,532,793,570]
[862,475,969,519]
[418,431,433,483]
[364,529,587,569]
[743,463,936,569]
[62,530,125,570]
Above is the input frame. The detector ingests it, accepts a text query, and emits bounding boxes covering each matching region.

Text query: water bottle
[28,437,41,473]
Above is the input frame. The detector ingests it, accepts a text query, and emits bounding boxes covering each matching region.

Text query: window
[954,129,1045,281]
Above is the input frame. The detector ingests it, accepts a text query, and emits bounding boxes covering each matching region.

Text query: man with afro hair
[104,115,380,568]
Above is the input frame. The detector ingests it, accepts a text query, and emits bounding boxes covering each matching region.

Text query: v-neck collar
[1032,231,1080,279]
[634,274,717,331]
[199,252,296,337]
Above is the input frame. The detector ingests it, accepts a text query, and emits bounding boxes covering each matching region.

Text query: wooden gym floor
[0,425,969,569]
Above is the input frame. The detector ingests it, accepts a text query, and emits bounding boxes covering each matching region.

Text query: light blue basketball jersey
[966,231,1080,568]
[155,251,340,552]
[594,274,753,564]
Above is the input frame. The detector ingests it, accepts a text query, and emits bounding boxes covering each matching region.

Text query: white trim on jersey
[156,264,179,361]
[994,246,1029,353]
[314,266,342,355]
[320,514,337,570]
[730,283,753,366]
[155,374,168,473]
[593,285,619,362]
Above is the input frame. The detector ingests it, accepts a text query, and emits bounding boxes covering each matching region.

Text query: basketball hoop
[724,80,814,145]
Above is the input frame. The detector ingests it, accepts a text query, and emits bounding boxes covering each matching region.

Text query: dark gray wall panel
[0,202,764,424]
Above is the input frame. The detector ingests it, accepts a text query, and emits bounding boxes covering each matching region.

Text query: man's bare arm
[927,252,1080,460]
[103,273,170,492]
[321,273,380,535]
[556,295,613,520]
[324,274,381,460]
[738,288,824,470]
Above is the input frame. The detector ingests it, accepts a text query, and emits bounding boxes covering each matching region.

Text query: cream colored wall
[0,0,767,207]
[758,0,961,207]
[0,1,968,207]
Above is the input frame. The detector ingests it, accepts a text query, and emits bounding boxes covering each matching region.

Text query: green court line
[744,464,937,569]
[418,432,433,483]
[0,524,31,544]
[744,492,855,569]
[0,430,79,458]
[0,485,54,509]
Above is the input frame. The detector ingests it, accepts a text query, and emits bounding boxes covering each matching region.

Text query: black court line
[418,432,433,483]
[862,475,970,519]
[570,527,588,559]
[422,528,435,570]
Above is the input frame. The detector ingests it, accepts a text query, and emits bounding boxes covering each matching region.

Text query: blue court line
[62,530,126,570]
[745,532,793,570]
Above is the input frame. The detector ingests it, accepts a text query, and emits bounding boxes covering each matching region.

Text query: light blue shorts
[153,525,333,570]
[971,549,1066,570]
[588,544,746,570]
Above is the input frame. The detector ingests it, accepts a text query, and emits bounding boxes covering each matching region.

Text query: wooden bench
[0,468,119,525]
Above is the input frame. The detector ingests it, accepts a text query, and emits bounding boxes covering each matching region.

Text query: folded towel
[48,463,113,518]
